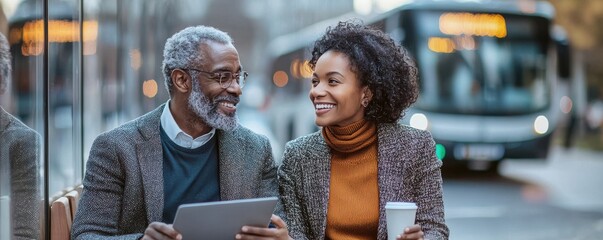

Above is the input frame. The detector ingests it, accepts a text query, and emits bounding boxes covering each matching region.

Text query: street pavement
[443,146,603,240]
[500,146,603,212]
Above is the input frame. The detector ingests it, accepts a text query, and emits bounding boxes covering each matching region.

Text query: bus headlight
[533,115,549,135]
[410,113,429,130]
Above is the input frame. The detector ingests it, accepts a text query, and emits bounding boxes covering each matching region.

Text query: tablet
[172,197,278,240]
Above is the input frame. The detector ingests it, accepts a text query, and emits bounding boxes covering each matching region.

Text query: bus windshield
[401,10,551,116]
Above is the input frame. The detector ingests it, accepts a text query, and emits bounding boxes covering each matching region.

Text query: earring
[362,99,369,108]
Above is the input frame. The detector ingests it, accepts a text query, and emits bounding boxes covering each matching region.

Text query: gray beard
[187,80,238,131]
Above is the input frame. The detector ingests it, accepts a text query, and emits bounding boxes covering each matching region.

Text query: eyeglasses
[185,68,248,89]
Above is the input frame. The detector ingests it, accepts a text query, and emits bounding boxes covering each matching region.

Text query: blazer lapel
[216,129,242,200]
[305,135,331,238]
[136,105,165,223]
[376,123,405,239]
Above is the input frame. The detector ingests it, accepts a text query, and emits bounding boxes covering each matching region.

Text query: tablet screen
[172,197,278,240]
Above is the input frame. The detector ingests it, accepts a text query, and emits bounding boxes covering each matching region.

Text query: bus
[266,0,572,170]
[387,0,571,170]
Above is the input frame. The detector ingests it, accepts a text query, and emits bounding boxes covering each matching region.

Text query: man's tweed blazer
[279,123,449,240]
[72,104,279,239]
[0,107,40,240]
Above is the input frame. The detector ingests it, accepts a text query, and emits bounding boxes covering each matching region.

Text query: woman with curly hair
[277,21,449,240]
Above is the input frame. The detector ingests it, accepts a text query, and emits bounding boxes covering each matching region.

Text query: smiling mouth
[315,103,335,110]
[220,101,236,109]
[216,101,238,116]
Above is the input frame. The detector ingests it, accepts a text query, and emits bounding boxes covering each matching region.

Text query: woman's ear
[362,86,373,102]
[361,86,373,108]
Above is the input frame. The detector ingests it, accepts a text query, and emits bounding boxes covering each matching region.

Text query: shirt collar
[160,100,216,149]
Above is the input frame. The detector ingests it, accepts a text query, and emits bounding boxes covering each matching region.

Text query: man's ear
[171,69,190,93]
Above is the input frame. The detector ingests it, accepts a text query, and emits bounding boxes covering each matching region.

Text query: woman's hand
[142,222,182,240]
[396,224,424,240]
[235,214,292,240]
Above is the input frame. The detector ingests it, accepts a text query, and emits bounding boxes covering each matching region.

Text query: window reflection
[0,28,41,239]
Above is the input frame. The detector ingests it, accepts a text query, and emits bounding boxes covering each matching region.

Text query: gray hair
[162,25,233,95]
[0,32,11,94]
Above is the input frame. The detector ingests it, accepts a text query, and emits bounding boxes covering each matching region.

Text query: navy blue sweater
[160,127,220,223]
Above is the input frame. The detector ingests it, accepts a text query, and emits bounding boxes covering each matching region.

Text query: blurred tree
[551,0,603,49]
[550,0,603,100]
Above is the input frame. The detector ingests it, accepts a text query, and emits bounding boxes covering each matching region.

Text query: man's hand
[396,224,424,240]
[142,222,182,240]
[235,214,292,240]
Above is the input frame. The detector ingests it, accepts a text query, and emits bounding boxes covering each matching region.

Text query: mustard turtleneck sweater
[322,119,379,240]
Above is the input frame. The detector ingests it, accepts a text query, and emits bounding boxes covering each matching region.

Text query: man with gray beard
[72,26,290,240]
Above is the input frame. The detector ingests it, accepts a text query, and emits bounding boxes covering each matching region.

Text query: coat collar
[305,133,331,238]
[135,104,165,223]
[376,123,405,239]
[215,127,244,201]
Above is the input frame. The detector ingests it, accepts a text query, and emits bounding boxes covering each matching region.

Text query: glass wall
[47,0,82,198]
[2,0,45,238]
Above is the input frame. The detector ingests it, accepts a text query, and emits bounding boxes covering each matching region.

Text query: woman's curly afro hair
[309,20,419,123]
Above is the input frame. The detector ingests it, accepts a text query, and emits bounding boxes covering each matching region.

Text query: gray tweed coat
[0,107,40,240]
[72,104,279,239]
[279,123,449,240]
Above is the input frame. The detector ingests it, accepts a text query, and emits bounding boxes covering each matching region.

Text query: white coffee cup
[385,202,417,240]
[1,195,11,240]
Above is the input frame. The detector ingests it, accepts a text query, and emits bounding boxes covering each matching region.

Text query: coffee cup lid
[385,202,417,209]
